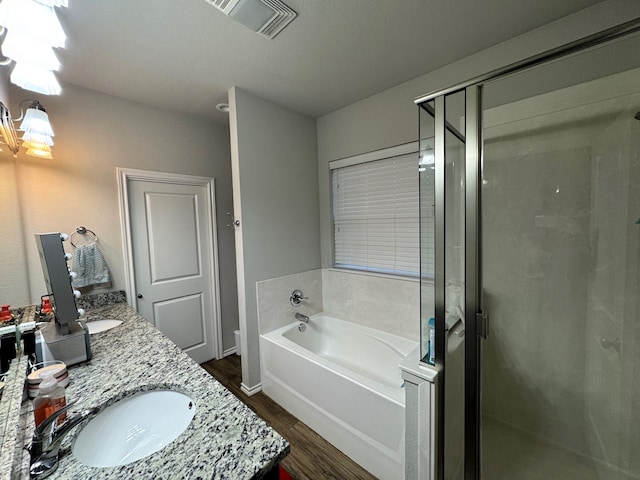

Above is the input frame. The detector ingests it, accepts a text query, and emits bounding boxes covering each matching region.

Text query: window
[330,143,433,277]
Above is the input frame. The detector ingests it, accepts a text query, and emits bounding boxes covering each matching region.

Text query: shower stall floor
[482,416,636,480]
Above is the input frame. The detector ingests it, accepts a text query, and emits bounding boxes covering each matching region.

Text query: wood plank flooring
[201,355,378,480]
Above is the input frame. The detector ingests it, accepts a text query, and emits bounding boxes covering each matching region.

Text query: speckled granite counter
[0,355,28,480]
[14,302,289,479]
[0,305,36,480]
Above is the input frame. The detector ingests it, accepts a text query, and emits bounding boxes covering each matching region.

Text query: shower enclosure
[418,20,640,480]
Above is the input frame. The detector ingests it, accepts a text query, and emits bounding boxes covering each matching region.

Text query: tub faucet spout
[295,312,310,323]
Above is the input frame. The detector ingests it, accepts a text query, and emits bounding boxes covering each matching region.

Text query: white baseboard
[241,382,262,396]
[222,347,237,358]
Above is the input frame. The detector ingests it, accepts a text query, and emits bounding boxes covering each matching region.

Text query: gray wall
[317,0,640,269]
[229,87,320,390]
[0,82,239,352]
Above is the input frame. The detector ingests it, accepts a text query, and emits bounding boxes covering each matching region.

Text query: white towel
[71,244,111,289]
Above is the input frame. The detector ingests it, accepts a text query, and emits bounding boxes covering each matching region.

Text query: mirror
[0,155,31,307]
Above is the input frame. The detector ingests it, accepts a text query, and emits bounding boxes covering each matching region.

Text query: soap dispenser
[428,317,436,365]
[33,370,67,427]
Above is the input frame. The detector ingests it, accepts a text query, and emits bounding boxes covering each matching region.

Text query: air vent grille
[204,0,297,39]
[204,0,236,13]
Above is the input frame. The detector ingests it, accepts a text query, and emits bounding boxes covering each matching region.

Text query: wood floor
[201,355,378,480]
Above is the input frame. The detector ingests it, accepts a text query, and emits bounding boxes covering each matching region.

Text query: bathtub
[260,314,419,480]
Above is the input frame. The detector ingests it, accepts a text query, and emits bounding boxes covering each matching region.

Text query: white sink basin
[86,319,123,334]
[73,390,196,467]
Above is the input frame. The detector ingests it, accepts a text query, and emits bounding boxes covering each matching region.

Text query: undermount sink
[86,319,123,334]
[73,390,196,467]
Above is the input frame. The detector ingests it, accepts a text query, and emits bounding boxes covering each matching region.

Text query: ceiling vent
[204,0,297,39]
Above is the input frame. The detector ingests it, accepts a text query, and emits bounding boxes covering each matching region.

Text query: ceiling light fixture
[2,31,61,71]
[10,63,62,96]
[25,144,53,159]
[0,0,66,47]
[33,0,69,7]
[0,100,56,159]
[19,101,55,136]
[0,0,68,95]
[204,0,297,39]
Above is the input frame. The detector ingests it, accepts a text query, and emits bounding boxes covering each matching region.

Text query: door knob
[137,294,143,299]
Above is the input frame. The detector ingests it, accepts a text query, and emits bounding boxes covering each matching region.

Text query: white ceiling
[53,0,603,124]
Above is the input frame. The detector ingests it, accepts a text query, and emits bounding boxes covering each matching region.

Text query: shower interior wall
[584,88,640,474]
[481,67,640,475]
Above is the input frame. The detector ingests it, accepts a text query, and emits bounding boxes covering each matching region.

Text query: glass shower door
[480,34,640,479]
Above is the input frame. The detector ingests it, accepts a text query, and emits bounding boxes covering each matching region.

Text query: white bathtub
[260,313,419,480]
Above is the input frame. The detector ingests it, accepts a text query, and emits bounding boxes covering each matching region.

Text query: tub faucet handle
[290,289,307,307]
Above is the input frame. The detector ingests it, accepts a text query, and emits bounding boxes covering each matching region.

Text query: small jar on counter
[33,370,67,427]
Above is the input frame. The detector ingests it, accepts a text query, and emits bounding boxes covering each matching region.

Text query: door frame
[116,167,223,359]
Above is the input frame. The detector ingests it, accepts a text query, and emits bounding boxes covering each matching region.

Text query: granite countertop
[0,356,28,480]
[15,302,289,479]
[0,305,36,480]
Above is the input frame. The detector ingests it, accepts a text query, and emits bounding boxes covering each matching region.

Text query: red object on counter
[0,304,11,321]
[41,298,53,314]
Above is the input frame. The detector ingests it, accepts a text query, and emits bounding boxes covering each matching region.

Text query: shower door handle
[476,312,489,339]
[600,337,620,353]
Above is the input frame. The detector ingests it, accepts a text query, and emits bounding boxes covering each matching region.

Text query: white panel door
[128,179,216,363]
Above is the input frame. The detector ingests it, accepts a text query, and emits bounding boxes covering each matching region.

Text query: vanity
[0,295,289,479]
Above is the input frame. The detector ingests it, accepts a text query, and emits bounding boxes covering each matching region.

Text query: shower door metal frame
[427,85,483,480]
[416,15,640,480]
[433,94,447,480]
[463,84,483,480]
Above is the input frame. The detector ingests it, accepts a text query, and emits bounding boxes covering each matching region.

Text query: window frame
[329,141,423,279]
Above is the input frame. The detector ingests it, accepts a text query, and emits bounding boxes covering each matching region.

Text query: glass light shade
[419,147,435,166]
[19,105,55,137]
[22,131,54,146]
[26,145,53,159]
[0,0,20,27]
[11,63,62,96]
[2,31,61,71]
[23,140,52,151]
[33,0,69,7]
[22,135,53,148]
[0,0,66,48]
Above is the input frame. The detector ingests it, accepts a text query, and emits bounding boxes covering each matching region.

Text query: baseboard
[222,347,237,358]
[241,381,262,396]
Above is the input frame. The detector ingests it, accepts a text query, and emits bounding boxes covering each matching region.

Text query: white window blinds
[331,151,421,276]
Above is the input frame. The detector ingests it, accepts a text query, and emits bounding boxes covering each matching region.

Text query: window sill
[328,267,429,284]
